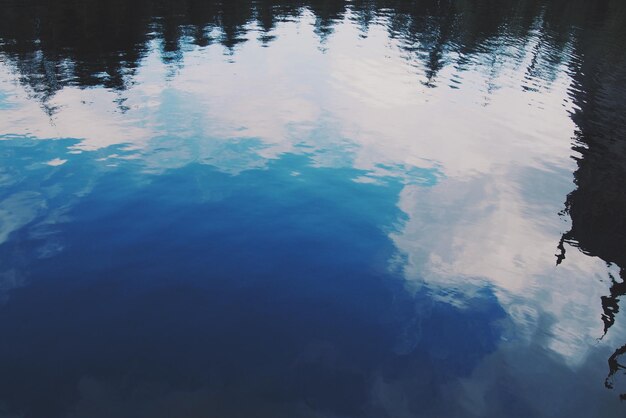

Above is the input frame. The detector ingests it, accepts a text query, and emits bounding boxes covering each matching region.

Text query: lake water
[1,1,626,417]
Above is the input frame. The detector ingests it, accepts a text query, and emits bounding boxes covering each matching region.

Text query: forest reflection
[1,0,620,99]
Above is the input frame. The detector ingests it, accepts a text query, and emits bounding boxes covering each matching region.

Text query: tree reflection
[549,0,626,398]
[0,0,587,100]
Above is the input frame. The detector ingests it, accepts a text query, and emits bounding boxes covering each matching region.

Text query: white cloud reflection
[0,191,47,245]
[0,12,619,376]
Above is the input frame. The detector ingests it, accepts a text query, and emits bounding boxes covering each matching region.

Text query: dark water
[1,1,626,417]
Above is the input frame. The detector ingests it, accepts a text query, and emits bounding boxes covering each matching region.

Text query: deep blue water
[1,1,626,417]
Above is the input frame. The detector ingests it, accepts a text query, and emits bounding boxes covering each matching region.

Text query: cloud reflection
[1,0,626,415]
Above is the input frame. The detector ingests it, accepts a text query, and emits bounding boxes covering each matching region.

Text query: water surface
[1,1,626,417]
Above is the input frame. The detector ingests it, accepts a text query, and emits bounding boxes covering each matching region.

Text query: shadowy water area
[1,1,626,417]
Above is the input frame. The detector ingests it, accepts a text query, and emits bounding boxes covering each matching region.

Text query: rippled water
[1,1,626,417]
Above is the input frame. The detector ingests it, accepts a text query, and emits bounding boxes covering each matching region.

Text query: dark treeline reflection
[2,0,626,412]
[554,0,626,396]
[0,0,622,99]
